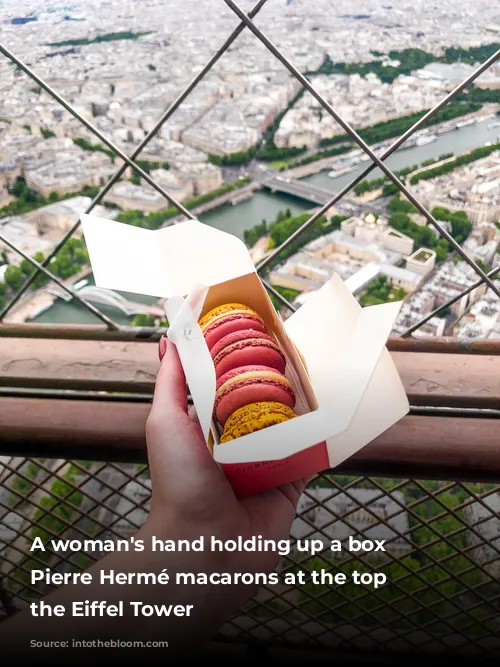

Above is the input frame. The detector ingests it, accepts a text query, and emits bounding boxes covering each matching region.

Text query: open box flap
[326,348,409,468]
[284,275,405,436]
[213,347,406,467]
[165,285,216,443]
[80,214,255,298]
[214,276,406,465]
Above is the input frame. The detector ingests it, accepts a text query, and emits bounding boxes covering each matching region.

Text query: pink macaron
[210,329,286,379]
[214,365,296,426]
[203,312,267,351]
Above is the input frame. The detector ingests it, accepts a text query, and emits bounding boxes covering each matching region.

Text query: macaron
[210,329,286,379]
[199,303,267,351]
[220,401,297,443]
[214,365,296,425]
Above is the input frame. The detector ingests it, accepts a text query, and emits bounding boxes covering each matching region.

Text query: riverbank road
[4,265,93,324]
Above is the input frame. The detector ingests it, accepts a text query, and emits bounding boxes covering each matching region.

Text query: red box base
[221,441,330,498]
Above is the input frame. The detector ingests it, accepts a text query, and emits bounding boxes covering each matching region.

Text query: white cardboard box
[81,215,409,497]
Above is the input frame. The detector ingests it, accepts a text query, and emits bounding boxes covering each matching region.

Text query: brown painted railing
[0,332,498,479]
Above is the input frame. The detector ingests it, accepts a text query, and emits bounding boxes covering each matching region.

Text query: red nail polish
[158,336,167,361]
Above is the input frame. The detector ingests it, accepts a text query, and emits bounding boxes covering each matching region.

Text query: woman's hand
[145,337,309,577]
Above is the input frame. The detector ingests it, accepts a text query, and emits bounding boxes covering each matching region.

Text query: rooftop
[408,247,437,263]
[292,488,411,549]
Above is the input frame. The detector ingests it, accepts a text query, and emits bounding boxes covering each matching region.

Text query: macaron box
[81,215,409,498]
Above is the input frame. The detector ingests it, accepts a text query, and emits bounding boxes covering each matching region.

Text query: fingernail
[158,335,167,361]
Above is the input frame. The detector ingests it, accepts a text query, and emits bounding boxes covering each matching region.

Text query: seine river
[32,119,500,324]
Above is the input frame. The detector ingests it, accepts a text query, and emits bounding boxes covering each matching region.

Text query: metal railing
[0,0,498,332]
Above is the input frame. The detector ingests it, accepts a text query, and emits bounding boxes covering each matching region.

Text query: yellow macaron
[199,303,258,331]
[220,401,297,443]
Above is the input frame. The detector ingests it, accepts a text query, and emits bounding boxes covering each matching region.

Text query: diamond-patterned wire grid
[0,1,498,330]
[1,459,500,656]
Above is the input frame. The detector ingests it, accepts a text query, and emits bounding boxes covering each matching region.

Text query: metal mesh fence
[0,0,498,333]
[1,457,500,656]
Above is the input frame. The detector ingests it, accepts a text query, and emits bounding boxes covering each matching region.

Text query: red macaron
[210,329,286,379]
[203,312,267,351]
[214,365,296,425]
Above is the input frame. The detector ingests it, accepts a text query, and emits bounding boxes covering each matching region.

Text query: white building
[324,230,401,265]
[182,101,260,156]
[409,152,500,224]
[291,488,411,560]
[104,181,172,213]
[380,263,423,293]
[454,291,500,339]
[0,512,24,558]
[24,148,114,198]
[341,214,414,255]
[269,224,404,294]
[0,188,13,208]
[341,214,388,243]
[112,479,151,539]
[147,169,194,203]
[464,494,500,578]
[172,162,223,196]
[345,261,422,295]
[380,228,415,256]
[26,196,109,237]
[393,260,487,337]
[0,217,55,258]
[406,248,436,276]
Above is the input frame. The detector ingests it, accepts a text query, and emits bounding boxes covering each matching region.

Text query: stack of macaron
[198,303,297,442]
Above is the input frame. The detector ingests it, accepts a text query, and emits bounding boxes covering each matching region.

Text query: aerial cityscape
[0,0,499,339]
[1,0,500,636]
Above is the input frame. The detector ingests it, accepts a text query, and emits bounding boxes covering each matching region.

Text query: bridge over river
[46,286,164,318]
[257,174,387,217]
